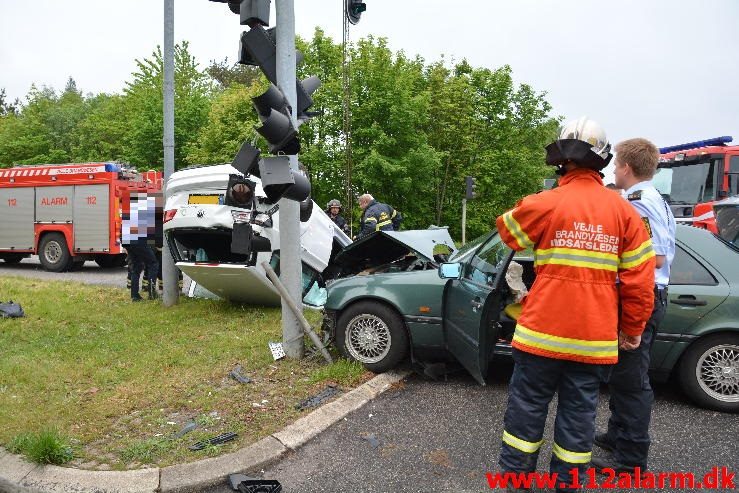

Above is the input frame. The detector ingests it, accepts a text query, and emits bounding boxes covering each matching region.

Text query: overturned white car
[163,163,351,305]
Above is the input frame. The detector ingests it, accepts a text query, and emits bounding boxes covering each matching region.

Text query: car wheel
[38,233,72,272]
[335,301,409,373]
[678,333,739,413]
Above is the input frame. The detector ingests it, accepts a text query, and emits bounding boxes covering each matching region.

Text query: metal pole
[162,0,178,307]
[275,0,304,358]
[461,198,467,245]
[262,262,333,364]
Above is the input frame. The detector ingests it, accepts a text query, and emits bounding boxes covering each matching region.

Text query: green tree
[0,83,87,166]
[296,28,347,210]
[72,93,131,162]
[184,82,262,165]
[345,37,441,229]
[123,41,212,169]
[0,88,20,116]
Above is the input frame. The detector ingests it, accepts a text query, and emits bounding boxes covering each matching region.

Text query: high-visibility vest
[496,168,655,364]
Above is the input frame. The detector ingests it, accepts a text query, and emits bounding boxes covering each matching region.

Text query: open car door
[442,234,514,384]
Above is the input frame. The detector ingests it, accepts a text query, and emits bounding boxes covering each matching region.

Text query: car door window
[465,236,512,286]
[669,246,717,285]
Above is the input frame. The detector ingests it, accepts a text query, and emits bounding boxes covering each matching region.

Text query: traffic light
[231,222,272,257]
[231,141,310,205]
[211,0,320,205]
[345,0,366,25]
[209,0,270,26]
[239,24,321,121]
[465,176,477,200]
[225,175,256,209]
[259,156,311,204]
[252,84,299,155]
[231,141,261,177]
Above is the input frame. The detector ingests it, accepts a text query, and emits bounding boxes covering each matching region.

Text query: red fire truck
[0,163,162,272]
[657,136,739,232]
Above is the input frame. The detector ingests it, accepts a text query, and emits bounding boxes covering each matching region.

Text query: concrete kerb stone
[0,452,38,483]
[272,370,408,451]
[21,466,159,493]
[0,370,410,493]
[159,436,286,493]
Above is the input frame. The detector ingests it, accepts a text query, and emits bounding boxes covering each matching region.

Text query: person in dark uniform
[357,194,402,239]
[593,138,676,473]
[122,192,159,301]
[326,199,350,235]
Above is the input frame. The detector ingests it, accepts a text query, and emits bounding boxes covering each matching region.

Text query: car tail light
[163,209,177,223]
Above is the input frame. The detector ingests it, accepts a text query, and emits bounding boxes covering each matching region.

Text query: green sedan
[323,225,739,412]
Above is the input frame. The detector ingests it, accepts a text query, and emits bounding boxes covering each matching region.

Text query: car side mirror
[438,262,462,279]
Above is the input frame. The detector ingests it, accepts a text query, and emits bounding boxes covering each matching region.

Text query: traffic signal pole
[461,198,467,245]
[275,0,304,358]
[162,0,179,307]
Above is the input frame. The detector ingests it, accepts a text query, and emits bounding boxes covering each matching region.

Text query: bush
[8,429,74,465]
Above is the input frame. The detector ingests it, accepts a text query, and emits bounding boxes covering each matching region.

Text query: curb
[0,370,409,493]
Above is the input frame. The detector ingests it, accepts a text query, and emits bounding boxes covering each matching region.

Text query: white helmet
[546,116,612,171]
[558,117,611,160]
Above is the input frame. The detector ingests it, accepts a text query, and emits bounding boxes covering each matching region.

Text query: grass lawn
[0,276,369,469]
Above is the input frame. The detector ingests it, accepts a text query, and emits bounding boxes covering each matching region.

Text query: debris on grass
[229,364,252,385]
[173,421,198,439]
[268,342,285,360]
[295,384,341,411]
[189,431,237,451]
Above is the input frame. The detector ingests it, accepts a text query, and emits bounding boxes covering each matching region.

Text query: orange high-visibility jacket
[496,169,655,364]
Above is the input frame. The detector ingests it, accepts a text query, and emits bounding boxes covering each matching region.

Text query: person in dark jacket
[357,194,402,239]
[326,199,350,235]
[122,192,159,301]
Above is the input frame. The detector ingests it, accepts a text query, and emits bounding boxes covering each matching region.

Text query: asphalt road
[4,258,737,492]
[206,363,739,493]
[0,256,128,288]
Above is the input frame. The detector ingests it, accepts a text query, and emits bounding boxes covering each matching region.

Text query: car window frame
[462,233,515,288]
[668,244,719,286]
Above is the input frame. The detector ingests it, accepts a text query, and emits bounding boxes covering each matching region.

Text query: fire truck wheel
[38,233,73,272]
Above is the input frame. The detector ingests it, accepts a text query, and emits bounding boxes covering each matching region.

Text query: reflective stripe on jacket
[359,200,398,237]
[496,168,655,364]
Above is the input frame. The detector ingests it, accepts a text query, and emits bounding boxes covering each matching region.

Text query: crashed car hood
[334,229,456,269]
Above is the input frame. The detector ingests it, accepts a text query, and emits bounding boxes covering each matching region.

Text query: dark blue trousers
[499,349,612,492]
[126,242,159,300]
[604,287,667,468]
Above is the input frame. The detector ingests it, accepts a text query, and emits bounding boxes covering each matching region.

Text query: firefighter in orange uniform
[495,117,656,493]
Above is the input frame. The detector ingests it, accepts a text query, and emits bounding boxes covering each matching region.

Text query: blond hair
[615,138,659,180]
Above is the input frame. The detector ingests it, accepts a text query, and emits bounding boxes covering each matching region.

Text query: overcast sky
[1,0,738,179]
